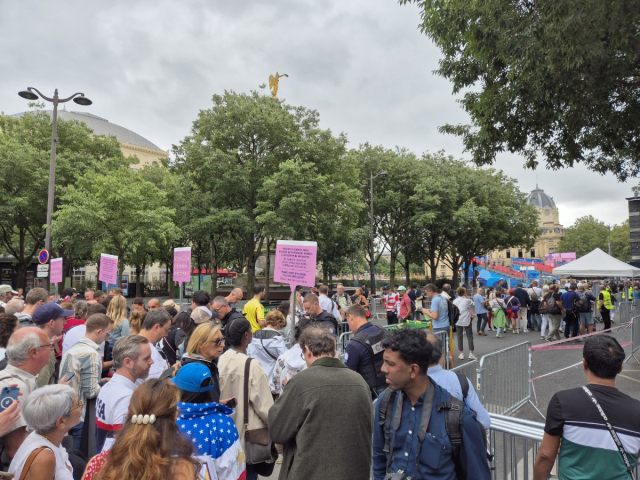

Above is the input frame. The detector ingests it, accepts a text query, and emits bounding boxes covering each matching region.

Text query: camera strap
[386,383,435,475]
[582,386,635,480]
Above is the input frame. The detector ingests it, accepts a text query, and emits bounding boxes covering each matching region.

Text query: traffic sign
[36,271,48,278]
[38,250,49,264]
[37,264,49,272]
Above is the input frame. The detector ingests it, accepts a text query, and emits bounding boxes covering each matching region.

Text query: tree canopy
[401,0,640,181]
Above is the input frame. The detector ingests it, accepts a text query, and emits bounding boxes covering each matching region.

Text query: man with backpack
[561,283,581,339]
[527,281,543,332]
[373,328,491,480]
[543,285,564,342]
[576,283,597,336]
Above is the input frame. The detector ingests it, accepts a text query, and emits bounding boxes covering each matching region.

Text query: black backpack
[443,295,459,332]
[577,291,591,312]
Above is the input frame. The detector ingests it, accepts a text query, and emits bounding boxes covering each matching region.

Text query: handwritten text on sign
[173,247,192,283]
[274,240,317,288]
[99,254,119,286]
[50,258,63,284]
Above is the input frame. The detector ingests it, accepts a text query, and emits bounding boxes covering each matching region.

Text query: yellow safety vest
[601,290,613,310]
[629,287,633,299]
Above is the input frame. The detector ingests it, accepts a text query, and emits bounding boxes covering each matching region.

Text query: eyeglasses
[36,342,55,351]
[211,337,225,347]
[71,400,84,412]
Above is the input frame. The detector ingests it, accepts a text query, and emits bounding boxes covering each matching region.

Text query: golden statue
[269,72,288,98]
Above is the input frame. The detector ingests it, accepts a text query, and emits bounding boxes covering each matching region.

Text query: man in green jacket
[268,326,373,480]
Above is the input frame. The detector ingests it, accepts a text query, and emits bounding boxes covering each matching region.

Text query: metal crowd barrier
[451,360,479,389]
[626,315,640,364]
[617,301,633,325]
[335,321,349,338]
[337,331,353,357]
[488,413,551,480]
[478,342,532,415]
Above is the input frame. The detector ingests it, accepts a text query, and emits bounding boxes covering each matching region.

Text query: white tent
[552,248,640,278]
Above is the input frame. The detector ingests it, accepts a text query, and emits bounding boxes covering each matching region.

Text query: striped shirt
[59,337,102,422]
[384,293,399,312]
[545,384,640,479]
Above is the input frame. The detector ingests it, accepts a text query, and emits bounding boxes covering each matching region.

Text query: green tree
[610,220,630,262]
[557,215,609,257]
[174,90,360,293]
[52,168,180,285]
[401,0,640,181]
[0,111,128,289]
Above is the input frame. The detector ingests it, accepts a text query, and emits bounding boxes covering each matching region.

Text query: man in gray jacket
[269,326,372,480]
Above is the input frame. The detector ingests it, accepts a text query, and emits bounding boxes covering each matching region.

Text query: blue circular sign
[38,250,49,264]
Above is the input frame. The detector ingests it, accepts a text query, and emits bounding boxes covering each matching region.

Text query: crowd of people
[0,279,635,480]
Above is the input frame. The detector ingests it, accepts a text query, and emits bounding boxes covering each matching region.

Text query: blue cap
[172,363,214,393]
[32,303,75,325]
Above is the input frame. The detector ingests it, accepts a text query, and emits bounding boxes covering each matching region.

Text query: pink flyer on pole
[99,254,118,286]
[173,247,192,283]
[274,240,317,288]
[50,258,63,284]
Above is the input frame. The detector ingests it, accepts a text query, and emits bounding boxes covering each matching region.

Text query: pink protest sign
[99,254,118,286]
[173,247,192,283]
[50,258,63,284]
[274,240,317,288]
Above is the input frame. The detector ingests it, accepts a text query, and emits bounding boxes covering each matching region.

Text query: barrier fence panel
[488,413,551,480]
[451,360,479,390]
[617,301,632,325]
[478,342,531,415]
[337,331,353,360]
[335,321,349,338]
[626,315,640,364]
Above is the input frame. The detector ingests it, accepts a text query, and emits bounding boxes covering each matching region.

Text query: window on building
[151,161,158,166]
[549,239,554,243]
[506,250,511,258]
[441,265,446,270]
[549,248,555,253]
[72,268,86,289]
[530,249,536,257]
[518,249,523,258]
[554,228,559,233]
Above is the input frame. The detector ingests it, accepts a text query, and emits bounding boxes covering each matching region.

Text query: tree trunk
[209,238,218,298]
[389,250,397,287]
[135,264,141,299]
[117,250,125,292]
[16,263,28,292]
[264,240,272,302]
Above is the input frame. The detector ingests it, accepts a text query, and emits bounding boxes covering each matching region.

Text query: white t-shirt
[318,295,341,321]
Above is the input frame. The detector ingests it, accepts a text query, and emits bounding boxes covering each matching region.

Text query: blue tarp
[477,268,504,287]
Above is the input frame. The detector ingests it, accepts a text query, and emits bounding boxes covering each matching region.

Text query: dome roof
[527,187,556,209]
[11,110,163,152]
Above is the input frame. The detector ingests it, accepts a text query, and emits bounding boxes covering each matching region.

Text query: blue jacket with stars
[177,401,246,480]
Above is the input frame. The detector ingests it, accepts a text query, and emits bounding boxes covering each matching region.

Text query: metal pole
[44,90,59,294]
[609,224,612,256]
[289,286,296,348]
[179,281,183,310]
[369,173,376,296]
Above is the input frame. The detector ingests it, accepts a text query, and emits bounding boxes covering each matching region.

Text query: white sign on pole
[37,264,50,272]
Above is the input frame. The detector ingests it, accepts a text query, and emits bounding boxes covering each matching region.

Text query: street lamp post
[18,88,92,292]
[369,171,387,297]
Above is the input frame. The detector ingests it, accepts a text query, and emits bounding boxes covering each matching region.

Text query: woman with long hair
[83,379,198,480]
[106,295,129,343]
[181,322,225,402]
[353,288,369,309]
[128,310,146,336]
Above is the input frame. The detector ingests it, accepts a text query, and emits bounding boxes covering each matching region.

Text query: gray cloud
[1,0,634,228]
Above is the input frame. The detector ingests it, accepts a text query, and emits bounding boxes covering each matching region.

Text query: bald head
[10,326,48,346]
[425,333,444,366]
[476,288,483,295]
[227,288,244,304]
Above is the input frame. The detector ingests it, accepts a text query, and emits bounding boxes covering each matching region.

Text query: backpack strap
[378,388,397,454]
[439,397,466,480]
[455,372,469,400]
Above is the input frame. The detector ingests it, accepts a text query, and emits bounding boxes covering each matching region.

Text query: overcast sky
[1,0,634,227]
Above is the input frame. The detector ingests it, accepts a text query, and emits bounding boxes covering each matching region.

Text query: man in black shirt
[534,336,640,479]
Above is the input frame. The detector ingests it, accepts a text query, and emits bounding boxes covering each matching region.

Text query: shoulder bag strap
[243,357,252,431]
[259,335,278,361]
[582,386,635,480]
[18,446,49,480]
